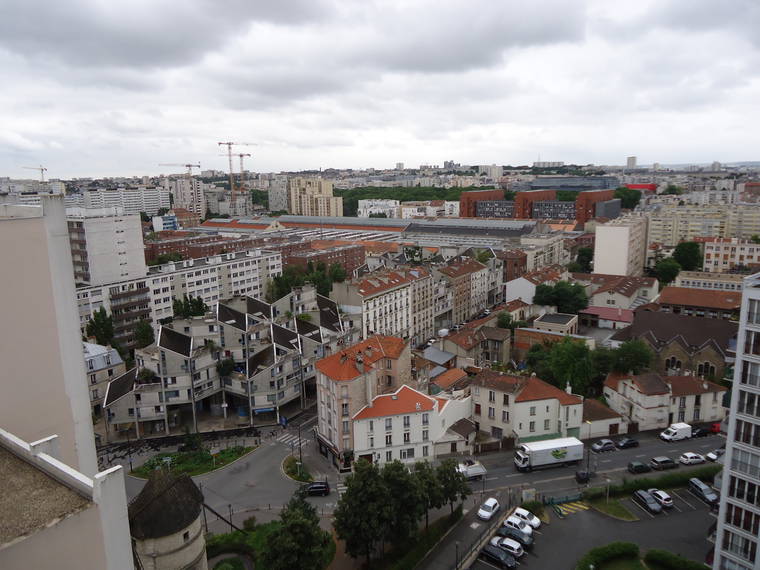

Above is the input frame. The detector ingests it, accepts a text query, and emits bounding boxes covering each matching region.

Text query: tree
[86,307,115,346]
[328,263,347,283]
[613,186,642,209]
[662,183,683,195]
[334,460,391,563]
[566,261,583,272]
[139,211,150,222]
[216,358,235,377]
[751,235,760,244]
[173,295,209,318]
[475,249,492,264]
[436,458,470,514]
[655,258,681,284]
[260,492,333,570]
[576,247,594,273]
[526,343,554,382]
[533,284,555,306]
[673,242,702,271]
[612,339,653,374]
[590,346,615,394]
[532,281,588,313]
[496,311,526,331]
[413,461,444,530]
[296,313,312,322]
[547,337,594,394]
[134,320,155,348]
[381,460,425,544]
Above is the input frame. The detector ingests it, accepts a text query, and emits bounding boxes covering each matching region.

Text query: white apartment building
[594,214,648,276]
[399,202,441,218]
[519,233,568,270]
[67,207,147,285]
[83,342,126,417]
[357,199,400,218]
[287,177,343,217]
[715,273,760,569]
[162,177,207,217]
[352,385,471,465]
[65,186,171,215]
[675,271,745,291]
[704,238,760,273]
[646,204,760,247]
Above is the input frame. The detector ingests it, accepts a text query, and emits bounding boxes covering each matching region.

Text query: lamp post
[298,422,303,475]
[455,541,460,568]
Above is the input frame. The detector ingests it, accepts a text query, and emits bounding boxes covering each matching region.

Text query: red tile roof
[353,385,437,419]
[315,335,406,381]
[505,299,530,312]
[666,375,727,397]
[446,329,482,350]
[523,264,565,285]
[432,368,468,390]
[515,376,582,406]
[583,399,622,422]
[437,257,486,279]
[580,306,634,323]
[658,287,741,311]
[352,268,430,297]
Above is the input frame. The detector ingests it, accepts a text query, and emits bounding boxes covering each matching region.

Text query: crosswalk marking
[277,433,310,447]
[556,501,589,515]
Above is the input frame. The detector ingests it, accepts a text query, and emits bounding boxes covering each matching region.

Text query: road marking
[470,522,481,529]
[485,477,499,481]
[671,490,696,510]
[477,560,501,570]
[635,454,646,458]
[671,503,682,513]
[628,498,655,519]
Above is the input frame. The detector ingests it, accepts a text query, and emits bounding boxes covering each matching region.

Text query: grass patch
[206,521,282,559]
[213,557,246,570]
[131,446,254,478]
[599,557,646,570]
[588,498,638,521]
[283,454,312,482]
[576,542,640,570]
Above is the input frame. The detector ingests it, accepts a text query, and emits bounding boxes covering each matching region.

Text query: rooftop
[316,335,406,381]
[666,375,727,397]
[353,385,440,420]
[436,257,487,279]
[129,471,203,540]
[580,306,634,323]
[583,398,622,422]
[535,313,577,325]
[431,368,468,390]
[515,375,582,406]
[658,286,742,311]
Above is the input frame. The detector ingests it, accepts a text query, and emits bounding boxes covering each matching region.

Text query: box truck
[514,437,584,472]
[660,422,691,442]
[457,459,487,480]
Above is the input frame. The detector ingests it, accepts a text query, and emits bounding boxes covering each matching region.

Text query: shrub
[242,515,256,531]
[520,500,545,519]
[644,549,708,570]
[213,558,246,570]
[576,542,640,570]
[283,455,312,482]
[582,464,722,500]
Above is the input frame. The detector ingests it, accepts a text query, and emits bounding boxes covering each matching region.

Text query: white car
[706,449,725,462]
[647,488,673,508]
[490,536,524,559]
[512,507,541,529]
[679,452,706,465]
[503,515,533,536]
[477,497,500,521]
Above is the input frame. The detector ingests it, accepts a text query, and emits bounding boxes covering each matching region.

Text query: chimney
[356,354,364,373]
[565,382,572,394]
[340,352,347,364]
[415,402,421,411]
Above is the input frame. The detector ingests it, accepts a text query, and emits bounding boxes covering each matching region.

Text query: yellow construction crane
[217,142,255,202]
[158,163,201,177]
[22,165,48,182]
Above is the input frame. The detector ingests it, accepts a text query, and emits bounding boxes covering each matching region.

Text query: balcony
[110,286,150,300]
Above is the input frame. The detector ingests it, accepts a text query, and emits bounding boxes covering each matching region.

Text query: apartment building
[703,238,760,273]
[65,186,171,215]
[83,342,125,417]
[470,370,583,443]
[571,272,659,309]
[287,177,343,217]
[520,233,568,269]
[434,257,491,325]
[646,204,760,247]
[715,272,760,569]
[352,384,471,465]
[76,249,283,349]
[162,177,207,217]
[67,207,147,285]
[357,199,400,218]
[594,214,648,276]
[315,335,411,470]
[459,189,504,217]
[675,271,745,292]
[658,287,741,320]
[284,243,366,275]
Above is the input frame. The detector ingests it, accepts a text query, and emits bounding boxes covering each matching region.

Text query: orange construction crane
[22,165,48,182]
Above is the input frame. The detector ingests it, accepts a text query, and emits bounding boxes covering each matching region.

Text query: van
[660,422,691,442]
[650,456,678,470]
[688,478,719,505]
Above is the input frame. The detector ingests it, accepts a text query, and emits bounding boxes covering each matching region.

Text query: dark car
[692,427,710,438]
[479,544,517,569]
[688,477,719,505]
[303,481,330,496]
[632,490,663,514]
[628,461,652,474]
[650,456,678,470]
[496,525,534,550]
[575,470,592,484]
[616,437,639,449]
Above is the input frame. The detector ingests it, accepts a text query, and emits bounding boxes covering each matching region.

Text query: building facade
[65,186,172,216]
[83,342,126,417]
[594,214,648,276]
[287,177,343,217]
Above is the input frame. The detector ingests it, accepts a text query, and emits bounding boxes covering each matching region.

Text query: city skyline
[2,0,759,178]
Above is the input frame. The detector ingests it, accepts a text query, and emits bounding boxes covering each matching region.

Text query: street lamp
[455,541,460,568]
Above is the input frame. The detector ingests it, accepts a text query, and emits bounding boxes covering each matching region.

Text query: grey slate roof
[296,318,322,342]
[129,471,203,540]
[104,368,137,407]
[246,297,272,320]
[158,326,192,357]
[247,345,275,375]
[316,294,342,332]
[422,346,456,366]
[272,323,299,350]
[217,303,247,331]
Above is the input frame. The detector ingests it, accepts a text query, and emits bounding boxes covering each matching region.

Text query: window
[679,397,686,409]
[89,374,97,384]
[403,415,410,428]
[422,430,429,441]
[386,451,392,461]
[530,406,536,416]
[386,434,392,445]
[342,403,349,417]
[422,413,429,425]
[529,421,535,433]
[488,390,495,403]
[503,394,509,406]
[403,432,410,443]
[678,410,685,422]
[544,419,550,431]
[693,408,700,421]
[488,407,495,419]
[502,410,509,423]
[385,418,392,431]
[342,420,349,433]
[400,448,415,460]
[474,403,481,416]
[91,389,99,400]
[369,420,374,433]
[423,445,429,457]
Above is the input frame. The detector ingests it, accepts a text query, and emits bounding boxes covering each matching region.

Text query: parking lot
[469,487,715,570]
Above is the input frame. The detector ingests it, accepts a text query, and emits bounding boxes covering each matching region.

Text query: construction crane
[23,165,48,182]
[158,163,201,177]
[217,142,255,202]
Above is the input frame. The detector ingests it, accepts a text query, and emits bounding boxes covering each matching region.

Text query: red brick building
[495,249,528,282]
[459,189,504,218]
[574,189,615,224]
[284,244,366,274]
[513,190,556,218]
[144,232,312,263]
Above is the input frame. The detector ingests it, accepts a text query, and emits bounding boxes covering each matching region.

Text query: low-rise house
[657,286,741,320]
[512,328,596,362]
[533,313,578,335]
[83,342,125,417]
[580,398,625,439]
[351,384,472,465]
[430,368,469,395]
[441,326,511,368]
[505,264,566,305]
[578,306,634,330]
[571,272,659,310]
[603,371,727,431]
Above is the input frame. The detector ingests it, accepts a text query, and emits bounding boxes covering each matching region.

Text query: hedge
[644,549,708,570]
[582,464,722,501]
[576,542,640,570]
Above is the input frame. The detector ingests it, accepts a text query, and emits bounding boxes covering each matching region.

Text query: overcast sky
[1,0,758,179]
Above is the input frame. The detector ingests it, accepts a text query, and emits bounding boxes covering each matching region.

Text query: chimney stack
[355,354,364,374]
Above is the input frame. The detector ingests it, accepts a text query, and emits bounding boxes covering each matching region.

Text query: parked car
[479,544,517,569]
[647,488,673,508]
[650,456,679,470]
[503,515,533,536]
[688,478,719,505]
[478,497,500,521]
[303,481,330,496]
[616,437,639,449]
[592,439,616,452]
[628,461,652,474]
[706,448,725,462]
[632,490,663,514]
[692,427,710,438]
[679,452,706,465]
[495,526,534,549]
[490,537,524,559]
[512,507,541,529]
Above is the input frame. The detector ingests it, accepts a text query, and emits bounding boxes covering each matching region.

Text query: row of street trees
[334,459,470,564]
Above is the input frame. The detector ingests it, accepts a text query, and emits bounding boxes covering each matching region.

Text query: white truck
[457,459,487,480]
[514,437,584,472]
[660,422,691,442]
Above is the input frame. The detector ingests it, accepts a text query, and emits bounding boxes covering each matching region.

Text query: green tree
[328,263,347,283]
[296,313,312,322]
[672,241,702,271]
[751,235,760,244]
[662,183,683,195]
[576,247,594,272]
[173,295,209,318]
[86,307,115,346]
[590,346,615,393]
[216,358,235,377]
[612,339,653,374]
[547,337,594,394]
[381,460,425,544]
[413,461,444,530]
[655,258,681,284]
[134,320,155,349]
[496,311,526,331]
[526,343,554,382]
[259,492,332,570]
[533,284,555,306]
[436,458,470,514]
[475,249,492,264]
[139,211,150,222]
[613,186,642,209]
[566,261,583,272]
[334,460,391,564]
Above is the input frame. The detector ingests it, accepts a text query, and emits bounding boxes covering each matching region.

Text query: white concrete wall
[135,515,208,570]
[505,277,536,304]
[594,225,630,276]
